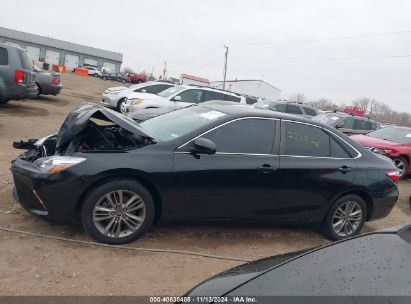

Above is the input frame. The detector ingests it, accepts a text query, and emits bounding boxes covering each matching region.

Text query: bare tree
[289,93,306,103]
[310,98,340,111]
[121,67,135,74]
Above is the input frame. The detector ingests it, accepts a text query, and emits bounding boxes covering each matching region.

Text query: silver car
[101,81,174,111]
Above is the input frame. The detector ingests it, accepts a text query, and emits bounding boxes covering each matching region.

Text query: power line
[232,29,411,47]
[232,54,411,60]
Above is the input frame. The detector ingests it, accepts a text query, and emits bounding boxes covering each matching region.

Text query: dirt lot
[0,73,410,296]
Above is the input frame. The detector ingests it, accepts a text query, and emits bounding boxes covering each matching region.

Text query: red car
[127,73,148,84]
[351,126,411,178]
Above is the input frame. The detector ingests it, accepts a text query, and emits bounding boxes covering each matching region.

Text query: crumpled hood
[55,103,149,152]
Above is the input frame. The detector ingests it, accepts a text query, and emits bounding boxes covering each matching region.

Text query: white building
[211,79,281,100]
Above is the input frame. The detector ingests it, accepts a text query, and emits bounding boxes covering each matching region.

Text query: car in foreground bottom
[184,223,411,301]
[11,103,399,244]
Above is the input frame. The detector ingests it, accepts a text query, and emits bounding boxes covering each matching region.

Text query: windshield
[367,127,411,144]
[139,106,226,141]
[312,113,343,126]
[254,100,276,109]
[157,85,185,98]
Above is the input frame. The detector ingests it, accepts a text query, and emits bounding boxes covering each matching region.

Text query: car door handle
[257,164,277,174]
[338,166,352,173]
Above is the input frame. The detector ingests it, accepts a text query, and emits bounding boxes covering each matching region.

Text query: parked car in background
[121,85,246,115]
[312,111,380,135]
[255,100,319,118]
[11,103,399,244]
[0,43,37,104]
[128,73,148,84]
[33,66,62,97]
[101,81,175,111]
[351,126,411,178]
[102,72,129,84]
[82,66,102,77]
[184,223,411,299]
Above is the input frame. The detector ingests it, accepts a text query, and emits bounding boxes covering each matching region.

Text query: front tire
[392,157,408,179]
[94,73,99,77]
[116,98,126,112]
[322,194,367,241]
[102,76,107,80]
[121,79,126,84]
[81,178,155,244]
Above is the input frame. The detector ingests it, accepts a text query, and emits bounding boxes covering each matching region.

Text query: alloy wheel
[93,190,146,238]
[393,159,406,177]
[331,201,363,237]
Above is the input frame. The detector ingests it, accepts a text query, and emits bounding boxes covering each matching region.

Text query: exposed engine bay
[13,103,154,162]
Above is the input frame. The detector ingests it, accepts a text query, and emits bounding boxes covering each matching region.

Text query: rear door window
[203,118,276,154]
[0,47,8,65]
[284,122,330,157]
[330,137,350,158]
[175,89,204,103]
[204,91,227,101]
[286,104,303,115]
[224,94,241,102]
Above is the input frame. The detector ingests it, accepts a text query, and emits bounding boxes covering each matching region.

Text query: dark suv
[0,43,37,104]
[312,112,380,135]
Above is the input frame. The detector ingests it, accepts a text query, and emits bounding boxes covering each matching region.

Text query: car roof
[199,104,320,125]
[179,84,243,97]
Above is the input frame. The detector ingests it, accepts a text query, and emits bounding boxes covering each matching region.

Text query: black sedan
[185,224,411,301]
[11,103,399,244]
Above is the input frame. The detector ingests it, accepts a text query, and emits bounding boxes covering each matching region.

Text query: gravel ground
[0,73,410,295]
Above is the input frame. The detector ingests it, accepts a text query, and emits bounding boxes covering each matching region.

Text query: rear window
[224,94,241,102]
[18,50,33,69]
[286,104,303,115]
[312,113,343,126]
[0,47,8,65]
[303,107,318,116]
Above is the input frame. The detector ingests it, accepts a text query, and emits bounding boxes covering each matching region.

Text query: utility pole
[162,61,167,80]
[223,45,228,90]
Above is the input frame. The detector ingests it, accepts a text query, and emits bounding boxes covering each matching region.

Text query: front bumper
[100,94,118,108]
[10,157,86,223]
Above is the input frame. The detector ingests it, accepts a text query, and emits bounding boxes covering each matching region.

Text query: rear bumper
[41,84,63,96]
[368,186,399,221]
[10,157,86,223]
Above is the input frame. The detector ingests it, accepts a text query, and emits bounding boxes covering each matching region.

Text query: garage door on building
[103,62,116,73]
[26,45,40,61]
[84,58,98,66]
[45,49,60,65]
[64,54,79,70]
[5,41,21,47]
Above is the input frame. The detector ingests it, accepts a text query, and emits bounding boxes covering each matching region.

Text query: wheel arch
[326,188,374,221]
[75,169,164,223]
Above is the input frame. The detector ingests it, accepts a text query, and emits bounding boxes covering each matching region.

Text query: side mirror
[173,95,181,102]
[192,138,216,155]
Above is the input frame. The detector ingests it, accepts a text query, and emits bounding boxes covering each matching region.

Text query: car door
[275,120,357,222]
[170,117,280,220]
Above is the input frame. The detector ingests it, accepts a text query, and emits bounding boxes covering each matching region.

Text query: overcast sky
[1,0,411,111]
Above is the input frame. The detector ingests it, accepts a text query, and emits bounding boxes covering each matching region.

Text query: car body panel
[185,224,411,298]
[34,69,62,96]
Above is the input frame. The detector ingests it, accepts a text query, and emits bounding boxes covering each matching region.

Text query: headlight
[130,98,143,106]
[34,156,86,174]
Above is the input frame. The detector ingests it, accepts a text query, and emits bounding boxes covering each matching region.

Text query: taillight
[51,77,59,85]
[15,70,24,83]
[385,170,400,182]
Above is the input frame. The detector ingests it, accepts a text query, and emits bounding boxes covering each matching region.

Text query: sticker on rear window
[330,116,339,120]
[199,110,226,120]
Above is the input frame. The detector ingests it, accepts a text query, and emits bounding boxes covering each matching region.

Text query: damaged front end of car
[10,103,155,222]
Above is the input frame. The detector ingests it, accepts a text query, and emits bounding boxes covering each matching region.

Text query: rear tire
[94,73,99,77]
[392,157,408,179]
[81,178,155,244]
[102,76,107,80]
[122,79,126,84]
[322,194,367,241]
[35,84,41,98]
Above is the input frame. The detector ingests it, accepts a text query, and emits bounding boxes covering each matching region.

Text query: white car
[83,66,102,77]
[121,85,246,115]
[101,81,175,111]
